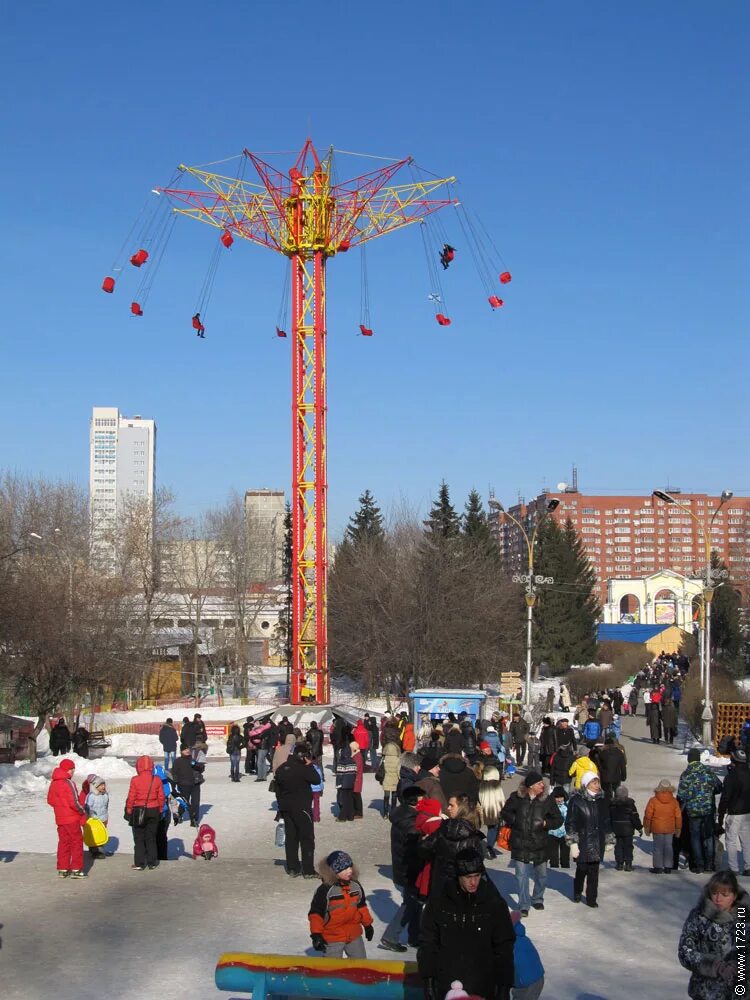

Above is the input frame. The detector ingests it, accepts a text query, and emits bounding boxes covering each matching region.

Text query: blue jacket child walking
[510,910,545,999]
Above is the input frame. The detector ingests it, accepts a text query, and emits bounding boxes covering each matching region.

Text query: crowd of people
[44,659,750,999]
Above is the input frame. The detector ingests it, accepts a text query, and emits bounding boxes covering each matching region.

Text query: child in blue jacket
[545,786,570,868]
[511,910,545,999]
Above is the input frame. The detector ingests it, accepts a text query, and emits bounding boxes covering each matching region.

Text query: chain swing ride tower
[105,141,514,704]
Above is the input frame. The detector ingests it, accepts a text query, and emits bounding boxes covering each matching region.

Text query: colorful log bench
[215,953,422,1000]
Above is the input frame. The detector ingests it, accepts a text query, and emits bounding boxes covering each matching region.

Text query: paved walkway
[1,713,716,999]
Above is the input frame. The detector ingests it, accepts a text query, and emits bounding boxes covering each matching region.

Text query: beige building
[602,569,703,630]
[244,489,285,580]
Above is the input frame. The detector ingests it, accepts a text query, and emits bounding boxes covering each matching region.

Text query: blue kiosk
[408,688,487,729]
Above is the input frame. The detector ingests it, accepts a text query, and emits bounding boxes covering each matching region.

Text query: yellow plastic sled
[83,818,109,848]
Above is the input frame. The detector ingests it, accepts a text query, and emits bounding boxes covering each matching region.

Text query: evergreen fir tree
[463,489,491,541]
[272,502,293,674]
[424,481,460,540]
[532,517,600,674]
[710,553,744,674]
[344,489,384,547]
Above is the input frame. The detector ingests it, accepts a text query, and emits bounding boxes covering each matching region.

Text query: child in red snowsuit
[192,822,218,860]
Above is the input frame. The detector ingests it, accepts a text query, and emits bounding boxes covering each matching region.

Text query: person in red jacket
[350,741,365,820]
[125,755,166,871]
[352,720,370,754]
[46,758,87,878]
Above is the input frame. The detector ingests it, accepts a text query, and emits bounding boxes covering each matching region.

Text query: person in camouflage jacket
[678,752,723,873]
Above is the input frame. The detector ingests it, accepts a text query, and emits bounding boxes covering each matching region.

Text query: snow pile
[105,733,162,757]
[0,755,135,802]
[0,763,49,801]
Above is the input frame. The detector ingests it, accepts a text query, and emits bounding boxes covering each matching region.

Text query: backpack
[582,720,601,741]
[375,760,386,784]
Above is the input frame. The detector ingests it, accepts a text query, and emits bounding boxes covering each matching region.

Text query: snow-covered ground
[1,711,731,999]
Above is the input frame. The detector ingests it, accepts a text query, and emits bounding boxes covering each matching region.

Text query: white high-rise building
[90,407,156,565]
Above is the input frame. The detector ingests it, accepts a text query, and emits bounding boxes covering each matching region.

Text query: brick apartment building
[489,487,750,606]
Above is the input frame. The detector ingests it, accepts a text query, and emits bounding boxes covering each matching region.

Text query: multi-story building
[90,406,156,566]
[244,489,285,580]
[489,486,750,606]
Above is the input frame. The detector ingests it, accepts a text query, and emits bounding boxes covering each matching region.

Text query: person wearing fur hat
[679,748,724,874]
[644,779,682,873]
[418,848,515,1000]
[501,773,562,915]
[545,786,570,869]
[308,850,374,958]
[678,870,748,999]
[610,785,642,871]
[46,758,87,878]
[565,772,612,907]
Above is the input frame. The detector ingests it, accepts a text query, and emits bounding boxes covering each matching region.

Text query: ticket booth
[408,688,487,730]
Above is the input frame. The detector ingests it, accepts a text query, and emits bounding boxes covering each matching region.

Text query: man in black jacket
[718,749,750,876]
[159,718,178,771]
[418,849,514,1000]
[597,736,627,800]
[501,772,562,916]
[274,743,319,878]
[180,717,196,750]
[381,784,425,953]
[305,721,324,767]
[509,712,530,767]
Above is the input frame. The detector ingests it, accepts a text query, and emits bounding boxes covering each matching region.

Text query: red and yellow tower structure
[159,141,455,703]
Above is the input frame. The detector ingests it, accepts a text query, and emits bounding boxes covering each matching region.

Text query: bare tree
[158,516,224,704]
[329,510,524,701]
[206,491,282,699]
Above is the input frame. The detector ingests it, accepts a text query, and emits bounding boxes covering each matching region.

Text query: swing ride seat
[221,230,234,248]
[499,271,512,284]
[276,327,287,338]
[192,314,205,333]
[338,238,351,252]
[435,313,451,326]
[488,295,504,309]
[101,276,115,293]
[359,324,373,337]
[131,302,144,316]
[130,248,149,267]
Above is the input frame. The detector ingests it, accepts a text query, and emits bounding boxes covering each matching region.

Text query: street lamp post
[30,529,75,656]
[489,497,559,710]
[652,489,733,746]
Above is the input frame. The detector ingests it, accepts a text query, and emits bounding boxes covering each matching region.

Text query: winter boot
[58,870,70,878]
[616,863,624,871]
[624,862,633,872]
[69,870,88,878]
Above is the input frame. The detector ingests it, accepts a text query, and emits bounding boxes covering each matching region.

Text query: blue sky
[1,2,747,537]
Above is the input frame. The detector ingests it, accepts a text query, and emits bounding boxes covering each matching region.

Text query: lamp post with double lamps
[652,489,733,745]
[488,497,560,709]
